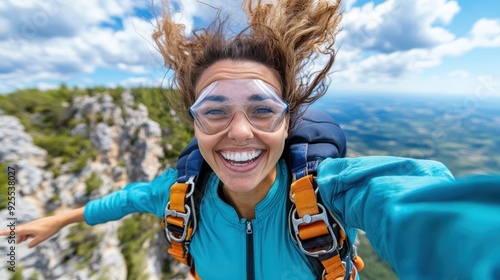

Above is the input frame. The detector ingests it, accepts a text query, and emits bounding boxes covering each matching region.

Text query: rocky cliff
[0,88,193,280]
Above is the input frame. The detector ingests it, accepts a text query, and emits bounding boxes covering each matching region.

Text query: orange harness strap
[163,182,196,266]
[291,175,349,280]
[322,254,346,280]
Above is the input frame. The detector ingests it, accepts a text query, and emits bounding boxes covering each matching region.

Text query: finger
[0,229,8,236]
[28,239,38,248]
[17,235,29,244]
[28,236,45,248]
[13,228,30,239]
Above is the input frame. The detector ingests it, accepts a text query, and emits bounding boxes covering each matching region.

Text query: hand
[0,207,85,248]
[0,215,64,248]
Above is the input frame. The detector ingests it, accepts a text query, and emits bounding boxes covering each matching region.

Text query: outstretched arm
[0,168,176,248]
[317,156,500,279]
[0,207,84,248]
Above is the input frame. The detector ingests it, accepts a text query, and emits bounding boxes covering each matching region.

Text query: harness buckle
[165,202,191,243]
[164,176,197,243]
[291,203,338,257]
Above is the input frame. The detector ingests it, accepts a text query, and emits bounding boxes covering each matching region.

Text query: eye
[254,107,274,114]
[203,108,227,117]
[252,107,276,119]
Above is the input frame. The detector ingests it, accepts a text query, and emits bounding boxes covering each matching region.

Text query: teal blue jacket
[84,156,500,279]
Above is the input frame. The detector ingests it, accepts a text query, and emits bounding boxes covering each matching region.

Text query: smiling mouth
[219,150,263,166]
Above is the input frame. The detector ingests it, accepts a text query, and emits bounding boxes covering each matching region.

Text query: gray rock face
[0,115,55,209]
[127,119,164,182]
[0,116,47,166]
[71,123,88,136]
[90,123,113,162]
[0,91,181,280]
[14,160,44,196]
[71,91,163,182]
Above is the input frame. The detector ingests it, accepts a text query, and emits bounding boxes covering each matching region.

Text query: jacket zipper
[246,220,255,280]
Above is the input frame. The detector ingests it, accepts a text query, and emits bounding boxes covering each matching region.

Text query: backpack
[162,109,364,280]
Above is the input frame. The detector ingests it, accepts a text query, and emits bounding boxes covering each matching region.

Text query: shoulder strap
[286,108,346,178]
[287,109,361,280]
[176,138,204,183]
[162,138,206,279]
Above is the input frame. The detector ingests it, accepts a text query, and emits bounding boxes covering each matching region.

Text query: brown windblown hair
[153,0,342,128]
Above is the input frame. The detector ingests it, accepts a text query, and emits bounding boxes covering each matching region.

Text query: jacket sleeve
[317,156,500,279]
[83,168,178,225]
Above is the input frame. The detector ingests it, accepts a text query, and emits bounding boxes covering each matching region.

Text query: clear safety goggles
[189,79,289,135]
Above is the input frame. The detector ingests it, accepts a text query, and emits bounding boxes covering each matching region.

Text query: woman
[2,0,500,279]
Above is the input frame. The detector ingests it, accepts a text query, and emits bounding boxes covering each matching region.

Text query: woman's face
[194,60,288,195]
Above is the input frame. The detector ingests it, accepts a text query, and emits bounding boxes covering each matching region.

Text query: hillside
[0,86,193,279]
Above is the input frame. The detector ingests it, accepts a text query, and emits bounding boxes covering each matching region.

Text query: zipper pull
[246,220,253,234]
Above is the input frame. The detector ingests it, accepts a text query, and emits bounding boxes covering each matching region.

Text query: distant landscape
[1,87,498,279]
[314,93,500,177]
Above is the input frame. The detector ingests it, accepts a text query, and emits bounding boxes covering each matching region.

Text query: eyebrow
[247,94,271,102]
[200,93,271,103]
[201,95,228,103]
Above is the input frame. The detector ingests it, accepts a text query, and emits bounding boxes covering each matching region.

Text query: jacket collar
[206,160,288,225]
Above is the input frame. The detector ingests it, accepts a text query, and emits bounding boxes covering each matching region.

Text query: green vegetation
[66,223,101,270]
[118,214,174,280]
[0,85,97,176]
[357,233,397,280]
[0,85,82,132]
[130,87,193,161]
[0,85,194,174]
[34,135,93,163]
[0,163,8,210]
[9,266,24,280]
[27,270,41,280]
[86,172,104,195]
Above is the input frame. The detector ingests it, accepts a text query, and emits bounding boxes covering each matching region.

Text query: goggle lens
[189,79,289,135]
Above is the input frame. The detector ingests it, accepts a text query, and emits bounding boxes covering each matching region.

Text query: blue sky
[1,0,499,97]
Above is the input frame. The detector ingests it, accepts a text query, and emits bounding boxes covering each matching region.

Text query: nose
[227,111,254,142]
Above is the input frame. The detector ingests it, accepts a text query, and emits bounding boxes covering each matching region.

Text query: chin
[220,177,258,193]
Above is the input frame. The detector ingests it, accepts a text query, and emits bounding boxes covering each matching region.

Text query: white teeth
[220,150,262,163]
[241,153,248,161]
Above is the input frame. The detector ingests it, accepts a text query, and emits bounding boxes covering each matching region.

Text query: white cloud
[0,0,499,96]
[471,19,500,47]
[342,0,459,52]
[116,76,164,88]
[330,72,500,96]
[471,19,500,38]
[157,0,247,35]
[343,0,358,11]
[0,0,135,41]
[448,70,470,79]
[36,82,59,91]
[0,0,163,91]
[0,0,251,93]
[334,1,500,88]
